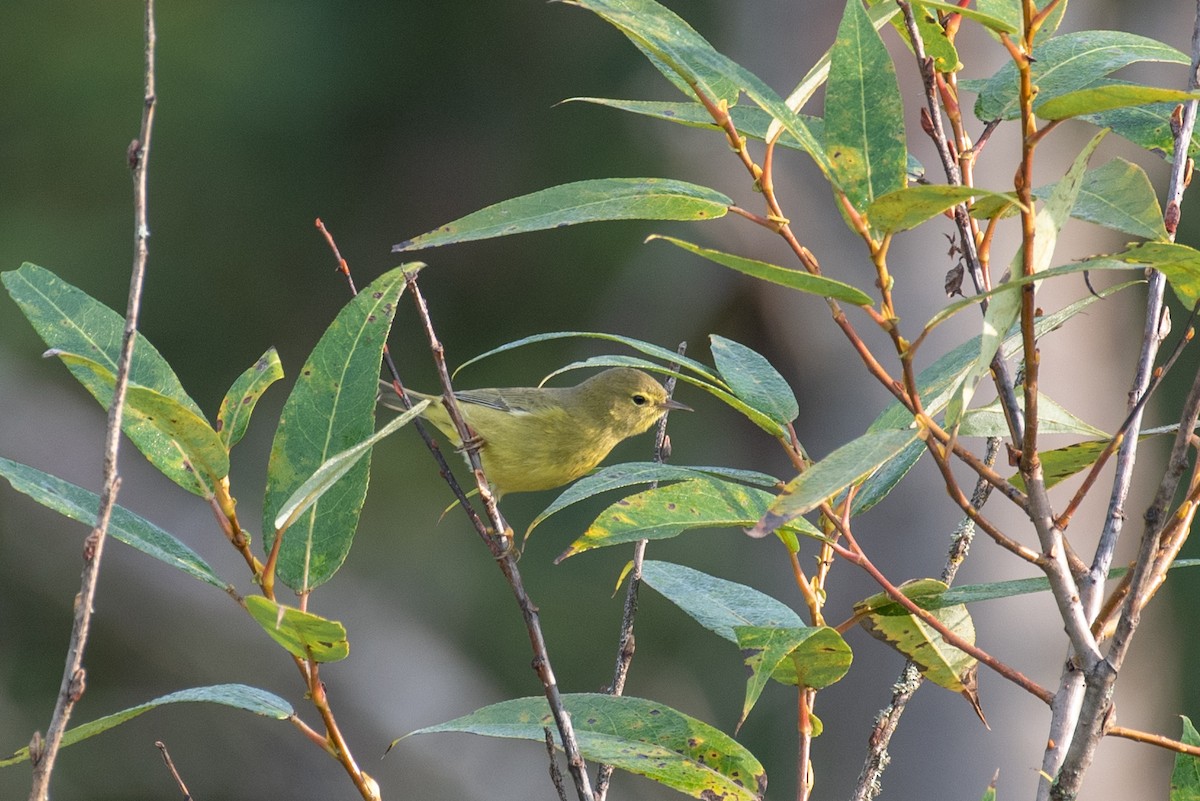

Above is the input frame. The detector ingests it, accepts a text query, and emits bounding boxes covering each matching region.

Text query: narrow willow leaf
[403,694,766,801]
[944,130,1105,430]
[1032,158,1167,241]
[1036,85,1200,121]
[750,429,919,538]
[263,267,412,593]
[648,235,873,305]
[925,260,1137,334]
[867,185,1023,234]
[274,399,428,532]
[959,393,1108,438]
[218,347,284,450]
[546,354,787,438]
[566,0,741,105]
[2,264,203,415]
[849,438,926,515]
[527,463,779,540]
[825,0,907,215]
[454,330,723,386]
[735,626,851,728]
[0,685,293,767]
[565,97,814,142]
[855,579,977,693]
[46,351,227,497]
[0,457,226,589]
[641,560,804,642]
[244,596,349,662]
[568,0,828,177]
[393,179,730,252]
[558,478,823,562]
[913,1,1017,34]
[1170,716,1200,800]
[1081,94,1200,158]
[973,31,1187,121]
[930,560,1200,608]
[709,335,800,428]
[1008,436,1146,492]
[1098,242,1200,307]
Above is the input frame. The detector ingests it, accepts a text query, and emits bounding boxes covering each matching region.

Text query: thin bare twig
[404,273,595,801]
[27,5,156,800]
[155,741,193,801]
[850,438,1001,801]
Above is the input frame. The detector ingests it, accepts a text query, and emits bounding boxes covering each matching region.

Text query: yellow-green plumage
[395,367,688,495]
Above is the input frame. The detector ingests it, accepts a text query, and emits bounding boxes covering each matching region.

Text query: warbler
[381,367,690,496]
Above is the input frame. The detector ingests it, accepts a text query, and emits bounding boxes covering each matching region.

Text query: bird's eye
[632,394,648,406]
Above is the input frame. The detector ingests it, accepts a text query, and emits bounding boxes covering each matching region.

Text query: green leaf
[972,31,1188,121]
[867,185,1024,234]
[274,399,429,532]
[46,350,228,497]
[1097,242,1200,307]
[404,694,766,801]
[0,685,293,767]
[1032,158,1167,241]
[1037,85,1200,121]
[1080,91,1200,158]
[1171,716,1200,801]
[749,429,919,538]
[527,462,779,540]
[648,235,873,305]
[930,560,1200,608]
[854,578,977,693]
[914,1,1018,35]
[709,335,799,428]
[0,456,227,589]
[244,596,350,662]
[454,330,723,387]
[392,179,730,252]
[848,438,926,515]
[2,264,203,415]
[569,0,828,178]
[641,560,805,642]
[263,267,412,593]
[825,0,907,215]
[945,129,1105,429]
[735,626,851,727]
[959,393,1109,438]
[4,264,213,495]
[557,478,823,562]
[218,347,284,450]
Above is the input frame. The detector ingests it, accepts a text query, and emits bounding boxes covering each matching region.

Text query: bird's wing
[453,388,516,413]
[454,387,553,415]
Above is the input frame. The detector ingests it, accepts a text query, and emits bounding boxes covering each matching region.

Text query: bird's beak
[661,398,692,412]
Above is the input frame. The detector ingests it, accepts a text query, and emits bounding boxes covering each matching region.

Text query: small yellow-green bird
[381,367,690,496]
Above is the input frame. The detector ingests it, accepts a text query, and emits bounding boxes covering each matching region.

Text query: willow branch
[27,5,156,799]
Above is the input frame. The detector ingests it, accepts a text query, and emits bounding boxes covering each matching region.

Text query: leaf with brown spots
[399,694,766,800]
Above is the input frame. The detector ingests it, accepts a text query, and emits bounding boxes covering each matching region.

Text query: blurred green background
[1,2,1197,799]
